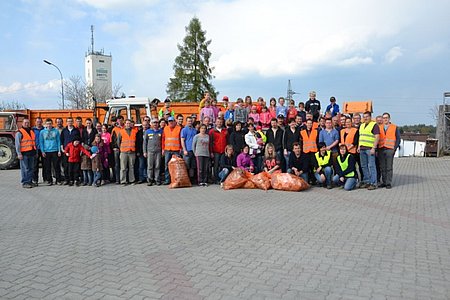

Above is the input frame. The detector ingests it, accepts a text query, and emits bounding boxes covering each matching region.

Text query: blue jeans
[314,166,332,185]
[93,171,102,185]
[284,151,291,172]
[20,155,35,184]
[359,149,377,185]
[164,150,180,183]
[333,175,357,191]
[218,168,230,182]
[83,170,93,185]
[138,155,147,181]
[287,168,309,182]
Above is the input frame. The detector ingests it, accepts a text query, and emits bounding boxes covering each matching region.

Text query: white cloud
[102,21,130,35]
[77,0,160,10]
[0,80,60,95]
[384,46,403,64]
[127,0,415,82]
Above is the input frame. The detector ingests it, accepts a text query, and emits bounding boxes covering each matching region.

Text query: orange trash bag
[250,171,272,191]
[271,173,310,192]
[168,155,192,188]
[223,168,249,190]
[243,178,257,189]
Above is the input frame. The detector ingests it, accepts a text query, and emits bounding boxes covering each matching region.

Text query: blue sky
[1,0,449,125]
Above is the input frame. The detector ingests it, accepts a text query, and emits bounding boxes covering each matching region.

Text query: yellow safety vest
[315,150,331,167]
[337,154,355,178]
[359,121,376,148]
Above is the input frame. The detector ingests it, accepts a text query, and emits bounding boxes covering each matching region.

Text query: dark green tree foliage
[167,17,216,102]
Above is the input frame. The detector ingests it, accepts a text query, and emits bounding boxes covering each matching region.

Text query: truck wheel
[0,137,18,170]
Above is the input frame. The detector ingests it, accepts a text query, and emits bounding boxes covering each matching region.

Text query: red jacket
[65,142,91,163]
[209,127,228,154]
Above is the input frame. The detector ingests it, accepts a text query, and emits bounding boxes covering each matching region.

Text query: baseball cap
[277,114,285,118]
[222,96,229,101]
[167,116,175,121]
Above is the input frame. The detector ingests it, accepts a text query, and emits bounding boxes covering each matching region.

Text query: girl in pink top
[248,105,260,123]
[259,106,271,131]
[268,97,277,119]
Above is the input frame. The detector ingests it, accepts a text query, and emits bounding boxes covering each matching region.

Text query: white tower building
[85,25,112,106]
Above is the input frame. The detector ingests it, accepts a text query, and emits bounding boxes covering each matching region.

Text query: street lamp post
[43,60,65,109]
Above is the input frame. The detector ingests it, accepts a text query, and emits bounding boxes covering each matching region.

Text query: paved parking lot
[0,157,450,299]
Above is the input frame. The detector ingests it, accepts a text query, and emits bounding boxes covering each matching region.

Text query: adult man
[325,96,340,117]
[32,117,45,185]
[287,142,309,182]
[297,102,307,123]
[75,116,84,137]
[110,115,124,184]
[352,113,362,128]
[117,119,138,185]
[378,112,401,189]
[162,116,182,184]
[358,111,380,190]
[158,98,175,119]
[181,116,197,183]
[176,114,184,128]
[266,118,285,171]
[300,119,319,182]
[284,118,301,171]
[60,117,81,185]
[305,91,321,122]
[143,118,163,186]
[15,118,36,188]
[136,119,149,184]
[319,118,340,162]
[39,118,62,185]
[209,118,228,183]
[276,97,287,119]
[56,118,64,133]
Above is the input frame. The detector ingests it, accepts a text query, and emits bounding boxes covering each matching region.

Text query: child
[287,100,298,121]
[64,138,92,186]
[91,134,105,186]
[259,105,271,131]
[248,106,260,124]
[236,145,254,173]
[80,144,93,186]
[200,100,216,126]
[224,102,235,122]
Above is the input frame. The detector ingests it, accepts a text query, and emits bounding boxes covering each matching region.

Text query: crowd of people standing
[16,91,400,191]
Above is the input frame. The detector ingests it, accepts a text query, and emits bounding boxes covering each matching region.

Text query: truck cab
[102,97,157,125]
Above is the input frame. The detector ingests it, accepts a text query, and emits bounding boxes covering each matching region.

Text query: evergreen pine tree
[167,17,216,102]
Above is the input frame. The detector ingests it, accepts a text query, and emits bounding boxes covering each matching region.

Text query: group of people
[16,91,400,191]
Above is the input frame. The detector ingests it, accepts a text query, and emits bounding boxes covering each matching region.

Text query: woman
[263,143,281,174]
[314,142,333,189]
[283,118,301,171]
[192,124,210,186]
[333,144,357,191]
[236,145,254,173]
[268,97,277,119]
[218,144,236,187]
[229,121,246,154]
[100,124,112,183]
[244,123,263,172]
[82,118,97,147]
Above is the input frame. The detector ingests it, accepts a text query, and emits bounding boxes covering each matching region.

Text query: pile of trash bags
[223,169,310,192]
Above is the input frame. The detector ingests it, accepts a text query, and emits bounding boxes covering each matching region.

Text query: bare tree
[112,83,123,99]
[64,75,88,109]
[0,100,27,111]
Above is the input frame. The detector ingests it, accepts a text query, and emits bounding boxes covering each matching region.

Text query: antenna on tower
[286,80,299,102]
[90,25,94,54]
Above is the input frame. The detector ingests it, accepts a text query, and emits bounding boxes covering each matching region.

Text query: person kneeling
[333,144,357,191]
[287,142,309,182]
[314,142,333,189]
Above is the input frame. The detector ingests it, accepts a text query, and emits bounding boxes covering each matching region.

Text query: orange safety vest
[300,129,318,153]
[19,128,36,152]
[119,128,137,152]
[340,127,358,154]
[378,124,397,149]
[312,122,319,130]
[163,125,181,151]
[110,126,123,143]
